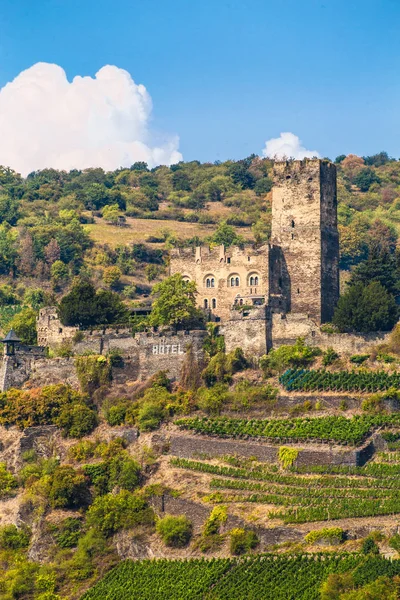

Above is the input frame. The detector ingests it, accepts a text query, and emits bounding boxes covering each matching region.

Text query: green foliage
[0,462,18,498]
[0,384,97,435]
[260,338,320,375]
[9,307,37,344]
[333,281,398,333]
[59,279,128,327]
[55,517,83,548]
[209,220,244,248]
[280,368,400,394]
[278,446,299,469]
[47,465,90,509]
[354,167,381,191]
[86,491,154,536]
[361,536,380,555]
[156,515,192,548]
[75,354,112,395]
[350,354,370,364]
[149,273,203,330]
[322,347,339,366]
[0,524,30,549]
[229,528,258,555]
[304,527,344,545]
[56,402,98,438]
[197,384,229,416]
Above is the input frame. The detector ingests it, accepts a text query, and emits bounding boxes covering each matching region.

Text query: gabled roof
[1,329,22,343]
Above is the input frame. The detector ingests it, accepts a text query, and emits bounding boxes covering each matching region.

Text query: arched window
[205,276,215,288]
[211,298,216,309]
[182,275,191,282]
[229,274,240,287]
[248,274,259,287]
[204,299,208,309]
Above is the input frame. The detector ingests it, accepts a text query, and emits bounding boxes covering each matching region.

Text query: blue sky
[0,0,400,170]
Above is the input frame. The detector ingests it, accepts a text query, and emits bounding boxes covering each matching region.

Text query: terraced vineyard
[176,414,400,445]
[279,368,400,392]
[171,456,400,523]
[81,554,400,600]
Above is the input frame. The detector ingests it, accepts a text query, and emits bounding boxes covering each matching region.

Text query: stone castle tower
[270,160,339,324]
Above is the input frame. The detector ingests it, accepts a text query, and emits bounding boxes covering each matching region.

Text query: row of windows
[204,298,217,309]
[204,275,259,288]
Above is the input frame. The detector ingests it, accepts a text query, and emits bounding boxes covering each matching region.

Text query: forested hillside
[0,151,399,338]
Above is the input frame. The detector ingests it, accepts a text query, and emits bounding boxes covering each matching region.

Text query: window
[291,220,295,228]
[227,257,231,264]
[204,299,208,309]
[297,288,300,294]
[249,275,259,286]
[182,276,190,282]
[211,298,216,309]
[248,256,250,262]
[239,299,243,306]
[229,275,240,287]
[205,277,215,288]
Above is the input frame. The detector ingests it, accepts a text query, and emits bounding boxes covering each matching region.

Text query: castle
[170,159,340,354]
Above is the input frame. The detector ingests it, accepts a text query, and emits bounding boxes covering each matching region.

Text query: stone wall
[170,433,373,467]
[271,312,391,353]
[136,330,207,381]
[170,244,269,321]
[222,307,267,357]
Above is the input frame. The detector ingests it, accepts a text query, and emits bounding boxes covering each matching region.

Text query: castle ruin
[170,159,340,354]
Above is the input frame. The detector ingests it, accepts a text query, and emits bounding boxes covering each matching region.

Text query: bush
[322,347,339,366]
[0,524,30,549]
[305,527,344,545]
[56,403,98,438]
[278,446,298,469]
[361,535,380,555]
[56,517,83,548]
[156,515,192,548]
[75,355,112,395]
[86,491,154,536]
[229,528,258,555]
[105,403,127,426]
[350,354,370,364]
[197,384,229,416]
[47,466,90,509]
[0,462,18,498]
[260,338,320,374]
[137,400,165,431]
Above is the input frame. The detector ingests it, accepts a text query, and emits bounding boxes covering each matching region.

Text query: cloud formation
[262,132,320,160]
[0,62,182,175]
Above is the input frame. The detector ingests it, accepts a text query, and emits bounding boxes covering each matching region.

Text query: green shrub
[322,347,339,366]
[350,354,370,364]
[156,515,192,548]
[203,506,227,537]
[0,462,18,498]
[75,355,112,395]
[68,440,97,462]
[0,524,30,549]
[389,533,400,554]
[260,338,320,375]
[47,466,90,509]
[105,403,127,426]
[197,384,229,416]
[56,403,98,438]
[56,517,83,548]
[229,528,259,555]
[137,401,165,431]
[87,491,154,536]
[305,527,344,545]
[226,348,248,374]
[278,446,299,469]
[361,535,380,555]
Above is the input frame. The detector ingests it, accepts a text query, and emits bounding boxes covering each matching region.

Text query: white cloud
[0,62,182,175]
[262,132,320,160]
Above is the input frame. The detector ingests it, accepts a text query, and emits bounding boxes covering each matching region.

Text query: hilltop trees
[149,274,203,330]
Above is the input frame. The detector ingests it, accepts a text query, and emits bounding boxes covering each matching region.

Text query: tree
[58,279,128,327]
[103,266,122,288]
[171,170,191,192]
[254,177,273,196]
[44,238,61,265]
[210,221,244,247]
[17,233,35,276]
[149,274,202,330]
[102,204,121,224]
[51,260,69,288]
[333,281,398,333]
[349,243,398,296]
[341,154,365,182]
[353,167,381,191]
[0,195,19,225]
[9,308,37,345]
